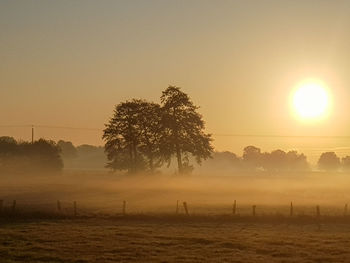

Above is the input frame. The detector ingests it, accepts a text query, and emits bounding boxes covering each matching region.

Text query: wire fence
[1,198,350,224]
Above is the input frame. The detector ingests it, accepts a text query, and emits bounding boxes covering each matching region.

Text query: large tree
[160,86,213,174]
[102,99,163,173]
[136,101,164,172]
[103,100,145,173]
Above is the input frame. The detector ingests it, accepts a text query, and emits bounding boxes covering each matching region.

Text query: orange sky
[1,0,350,163]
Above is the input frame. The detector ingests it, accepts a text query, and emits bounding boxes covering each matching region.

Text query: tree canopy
[102,86,213,174]
[160,86,213,173]
[318,152,341,171]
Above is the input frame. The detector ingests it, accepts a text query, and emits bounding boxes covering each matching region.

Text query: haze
[1,0,350,163]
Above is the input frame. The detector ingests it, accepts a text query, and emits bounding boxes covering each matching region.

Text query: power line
[0,124,102,131]
[1,124,350,139]
[212,134,350,139]
[35,125,102,131]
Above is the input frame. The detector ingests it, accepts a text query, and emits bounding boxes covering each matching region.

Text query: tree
[0,136,17,156]
[260,149,309,172]
[103,100,146,173]
[0,138,63,174]
[160,86,213,174]
[286,151,309,171]
[318,152,340,171]
[103,99,164,173]
[342,156,350,171]
[26,139,63,172]
[242,146,262,170]
[261,149,287,171]
[136,101,164,172]
[57,140,77,159]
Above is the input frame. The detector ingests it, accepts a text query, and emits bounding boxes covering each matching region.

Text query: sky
[1,0,350,163]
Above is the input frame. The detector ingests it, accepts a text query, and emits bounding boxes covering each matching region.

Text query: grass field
[1,172,350,262]
[1,216,350,263]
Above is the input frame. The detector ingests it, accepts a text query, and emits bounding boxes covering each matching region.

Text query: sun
[291,79,331,121]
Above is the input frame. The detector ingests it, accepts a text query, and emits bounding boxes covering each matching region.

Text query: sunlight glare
[292,79,330,121]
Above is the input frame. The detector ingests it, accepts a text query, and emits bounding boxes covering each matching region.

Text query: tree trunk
[149,153,154,172]
[176,144,183,174]
[172,107,183,174]
[133,140,137,172]
[129,143,134,173]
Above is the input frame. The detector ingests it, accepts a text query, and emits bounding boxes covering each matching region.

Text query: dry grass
[1,217,350,262]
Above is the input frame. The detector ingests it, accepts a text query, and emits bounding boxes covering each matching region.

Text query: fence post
[290,202,293,217]
[122,200,126,215]
[57,200,61,212]
[73,201,77,217]
[232,200,236,215]
[176,200,179,214]
[0,200,3,213]
[183,202,189,215]
[252,205,256,217]
[12,200,16,213]
[344,204,348,216]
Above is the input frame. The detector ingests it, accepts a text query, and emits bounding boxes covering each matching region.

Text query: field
[1,172,350,262]
[2,217,350,262]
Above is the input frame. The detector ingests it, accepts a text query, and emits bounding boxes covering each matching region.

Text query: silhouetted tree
[318,152,340,171]
[58,140,77,158]
[160,86,213,174]
[0,136,17,156]
[199,151,242,173]
[286,151,309,171]
[342,156,350,171]
[76,144,104,155]
[0,137,63,174]
[242,146,262,170]
[136,101,164,172]
[103,100,146,173]
[261,149,287,171]
[242,146,309,172]
[213,151,242,166]
[103,99,166,173]
[27,139,63,172]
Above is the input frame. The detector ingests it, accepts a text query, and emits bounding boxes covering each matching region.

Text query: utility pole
[31,125,34,143]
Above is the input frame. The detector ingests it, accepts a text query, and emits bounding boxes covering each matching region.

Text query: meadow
[1,172,350,262]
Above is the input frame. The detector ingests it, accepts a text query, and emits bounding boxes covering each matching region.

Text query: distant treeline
[58,140,350,173]
[57,140,106,171]
[2,135,350,174]
[201,146,350,173]
[0,136,63,174]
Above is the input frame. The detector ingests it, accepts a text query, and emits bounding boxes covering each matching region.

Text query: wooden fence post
[122,200,126,215]
[252,205,256,217]
[290,202,293,217]
[183,202,189,215]
[232,200,236,215]
[73,201,77,217]
[12,200,16,213]
[176,200,179,214]
[344,204,348,216]
[57,200,61,212]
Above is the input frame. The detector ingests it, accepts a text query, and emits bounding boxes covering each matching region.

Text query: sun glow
[292,79,331,121]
